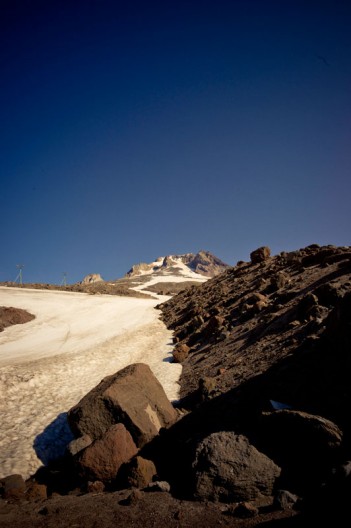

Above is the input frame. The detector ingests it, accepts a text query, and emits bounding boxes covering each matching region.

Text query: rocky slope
[1,244,351,527]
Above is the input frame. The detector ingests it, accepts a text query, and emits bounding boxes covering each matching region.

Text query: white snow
[130,261,208,298]
[0,287,181,479]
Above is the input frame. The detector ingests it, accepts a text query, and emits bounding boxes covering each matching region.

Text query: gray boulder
[193,432,281,502]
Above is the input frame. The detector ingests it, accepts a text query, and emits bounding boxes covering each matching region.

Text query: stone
[124,456,157,488]
[193,432,281,502]
[198,377,217,401]
[173,344,190,363]
[125,487,143,504]
[67,434,93,456]
[250,247,271,264]
[273,489,300,510]
[1,474,26,500]
[25,481,48,501]
[144,481,171,492]
[271,272,289,290]
[68,363,178,447]
[87,480,105,493]
[76,423,138,483]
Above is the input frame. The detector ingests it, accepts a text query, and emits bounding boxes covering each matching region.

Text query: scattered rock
[273,489,300,510]
[87,480,105,493]
[173,344,190,363]
[25,481,48,501]
[123,456,157,489]
[144,481,171,492]
[250,247,271,264]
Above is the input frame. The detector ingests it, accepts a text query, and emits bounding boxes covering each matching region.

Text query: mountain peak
[125,251,229,279]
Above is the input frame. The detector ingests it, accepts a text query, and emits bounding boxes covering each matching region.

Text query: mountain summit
[125,251,229,279]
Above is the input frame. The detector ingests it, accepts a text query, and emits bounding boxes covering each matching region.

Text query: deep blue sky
[1,0,350,284]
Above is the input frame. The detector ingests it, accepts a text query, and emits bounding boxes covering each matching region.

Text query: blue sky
[1,0,350,284]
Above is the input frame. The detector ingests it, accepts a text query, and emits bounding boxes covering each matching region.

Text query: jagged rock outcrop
[187,250,230,277]
[80,273,104,285]
[125,263,154,277]
[67,363,178,448]
[125,251,229,278]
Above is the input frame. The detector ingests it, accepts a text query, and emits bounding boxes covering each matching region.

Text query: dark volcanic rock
[193,432,281,502]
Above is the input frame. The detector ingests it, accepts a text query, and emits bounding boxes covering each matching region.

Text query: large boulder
[76,423,138,483]
[250,246,271,264]
[67,363,178,447]
[258,410,343,492]
[193,432,281,502]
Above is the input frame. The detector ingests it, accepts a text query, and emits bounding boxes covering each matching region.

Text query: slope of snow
[130,270,207,299]
[0,287,181,479]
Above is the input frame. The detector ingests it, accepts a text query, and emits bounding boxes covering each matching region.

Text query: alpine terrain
[1,244,351,527]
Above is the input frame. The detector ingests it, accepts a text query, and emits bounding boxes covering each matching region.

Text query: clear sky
[1,0,350,284]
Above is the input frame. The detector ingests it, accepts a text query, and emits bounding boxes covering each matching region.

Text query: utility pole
[61,272,67,286]
[15,264,24,285]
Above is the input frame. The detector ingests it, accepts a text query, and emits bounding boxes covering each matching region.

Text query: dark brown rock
[250,247,271,264]
[87,480,105,493]
[68,363,178,447]
[173,344,190,363]
[25,481,47,501]
[124,456,157,488]
[1,474,26,500]
[76,423,138,483]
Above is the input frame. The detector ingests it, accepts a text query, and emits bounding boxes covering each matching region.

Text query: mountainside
[159,244,351,415]
[2,244,351,527]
